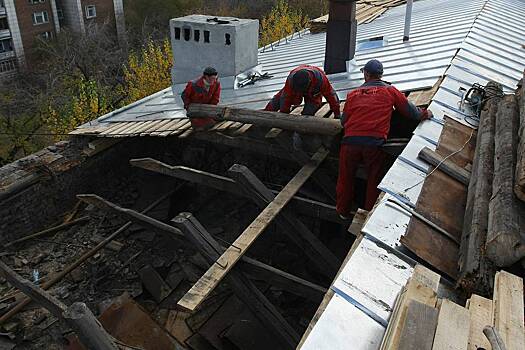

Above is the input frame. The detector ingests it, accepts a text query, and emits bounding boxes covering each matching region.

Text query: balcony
[0,28,10,40]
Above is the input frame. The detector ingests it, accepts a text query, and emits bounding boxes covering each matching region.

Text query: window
[32,11,49,25]
[57,9,63,20]
[0,58,17,73]
[194,29,200,42]
[0,38,12,52]
[0,17,8,30]
[183,28,190,41]
[85,5,96,19]
[174,27,181,40]
[204,30,210,43]
[29,0,45,4]
[39,31,52,39]
[225,33,231,45]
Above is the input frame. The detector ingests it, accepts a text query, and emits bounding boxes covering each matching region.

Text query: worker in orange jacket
[182,67,221,130]
[265,65,340,149]
[337,59,432,217]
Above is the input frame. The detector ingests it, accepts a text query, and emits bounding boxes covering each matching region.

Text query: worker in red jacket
[336,59,433,217]
[265,65,340,149]
[181,67,221,130]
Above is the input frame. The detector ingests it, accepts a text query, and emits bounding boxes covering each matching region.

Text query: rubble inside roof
[0,126,367,349]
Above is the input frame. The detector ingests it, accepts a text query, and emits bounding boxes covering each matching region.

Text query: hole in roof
[357,36,387,51]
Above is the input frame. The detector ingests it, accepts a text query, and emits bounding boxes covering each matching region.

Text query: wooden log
[76,194,326,302]
[228,164,340,277]
[493,271,525,350]
[172,213,299,348]
[177,148,329,312]
[0,261,118,350]
[130,157,343,223]
[0,191,173,324]
[514,73,525,201]
[417,147,471,185]
[397,300,439,350]
[457,82,501,294]
[431,299,470,350]
[187,104,342,136]
[486,94,525,266]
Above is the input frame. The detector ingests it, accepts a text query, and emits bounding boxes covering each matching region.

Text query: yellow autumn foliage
[120,39,173,104]
[260,0,308,47]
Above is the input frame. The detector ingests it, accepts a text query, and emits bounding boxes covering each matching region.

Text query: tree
[119,39,173,105]
[259,0,308,47]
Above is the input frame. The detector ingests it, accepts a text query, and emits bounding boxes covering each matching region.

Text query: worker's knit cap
[361,59,384,75]
[292,70,311,92]
[203,67,218,76]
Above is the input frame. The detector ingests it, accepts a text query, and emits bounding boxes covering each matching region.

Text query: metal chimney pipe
[324,0,358,74]
[403,0,414,41]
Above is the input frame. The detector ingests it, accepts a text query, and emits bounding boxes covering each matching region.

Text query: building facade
[0,0,124,80]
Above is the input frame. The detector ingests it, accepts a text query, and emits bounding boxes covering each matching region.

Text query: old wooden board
[467,294,493,350]
[177,148,329,312]
[397,300,439,350]
[493,271,525,350]
[401,118,476,280]
[431,299,470,350]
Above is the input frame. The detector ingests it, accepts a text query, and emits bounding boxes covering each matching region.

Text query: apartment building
[0,0,124,80]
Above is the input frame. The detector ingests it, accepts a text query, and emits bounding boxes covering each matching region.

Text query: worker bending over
[265,65,340,149]
[182,67,221,130]
[336,59,433,217]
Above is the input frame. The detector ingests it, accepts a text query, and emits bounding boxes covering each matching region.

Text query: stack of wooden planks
[381,268,524,350]
[309,0,406,34]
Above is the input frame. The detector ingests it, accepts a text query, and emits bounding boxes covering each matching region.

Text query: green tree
[260,0,308,47]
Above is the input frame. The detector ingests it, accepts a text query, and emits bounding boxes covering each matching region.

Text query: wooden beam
[0,261,118,350]
[467,294,493,350]
[187,104,342,136]
[486,94,525,266]
[228,163,340,277]
[76,194,326,302]
[172,213,300,348]
[130,157,343,223]
[418,147,471,186]
[177,148,329,312]
[514,72,525,201]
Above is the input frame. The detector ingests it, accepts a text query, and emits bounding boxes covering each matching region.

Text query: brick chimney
[324,0,358,74]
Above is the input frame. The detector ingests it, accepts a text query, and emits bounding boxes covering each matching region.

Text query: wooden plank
[83,138,121,157]
[173,213,299,348]
[380,265,440,350]
[169,120,191,136]
[467,294,493,350]
[265,106,304,139]
[418,147,471,185]
[228,164,340,278]
[514,72,525,201]
[398,300,439,350]
[348,209,369,236]
[177,148,329,312]
[493,271,525,350]
[432,299,470,350]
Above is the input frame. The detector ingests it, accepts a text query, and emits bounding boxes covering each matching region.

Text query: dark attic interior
[0,0,524,349]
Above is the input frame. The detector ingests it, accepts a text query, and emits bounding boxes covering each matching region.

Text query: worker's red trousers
[336,144,387,215]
